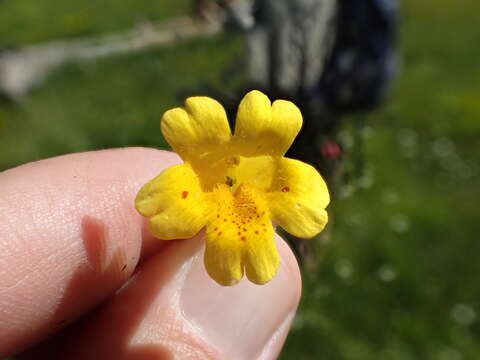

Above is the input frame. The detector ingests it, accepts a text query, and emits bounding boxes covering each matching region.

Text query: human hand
[0,148,301,359]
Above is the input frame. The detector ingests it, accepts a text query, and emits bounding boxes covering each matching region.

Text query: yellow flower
[135,90,330,286]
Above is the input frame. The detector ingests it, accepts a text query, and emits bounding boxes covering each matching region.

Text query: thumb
[59,233,301,360]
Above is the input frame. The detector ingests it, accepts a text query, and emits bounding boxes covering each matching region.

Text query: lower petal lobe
[204,184,279,285]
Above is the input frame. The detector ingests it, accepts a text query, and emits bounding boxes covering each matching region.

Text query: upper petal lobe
[161,96,232,163]
[233,90,303,156]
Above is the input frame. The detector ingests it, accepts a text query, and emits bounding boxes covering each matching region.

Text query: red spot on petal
[281,186,290,193]
[182,190,189,199]
[241,236,246,241]
[218,231,222,236]
[255,230,259,234]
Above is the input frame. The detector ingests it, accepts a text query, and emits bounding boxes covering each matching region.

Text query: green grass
[0,0,192,45]
[280,1,480,358]
[1,0,479,359]
[0,33,245,169]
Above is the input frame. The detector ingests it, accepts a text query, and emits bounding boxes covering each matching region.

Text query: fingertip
[57,233,301,360]
[0,147,179,356]
[276,233,302,303]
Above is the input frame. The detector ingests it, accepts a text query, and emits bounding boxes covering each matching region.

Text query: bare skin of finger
[0,148,179,356]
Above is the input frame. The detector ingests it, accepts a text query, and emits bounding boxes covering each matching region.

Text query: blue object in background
[317,0,399,113]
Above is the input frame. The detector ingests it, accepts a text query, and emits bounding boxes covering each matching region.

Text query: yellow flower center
[207,183,271,244]
[192,153,276,194]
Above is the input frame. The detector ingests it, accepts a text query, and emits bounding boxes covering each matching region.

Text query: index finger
[0,147,178,357]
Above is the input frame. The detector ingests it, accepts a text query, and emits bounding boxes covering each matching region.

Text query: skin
[0,147,302,359]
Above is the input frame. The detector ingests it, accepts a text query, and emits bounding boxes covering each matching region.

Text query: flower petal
[203,184,246,285]
[135,163,210,240]
[267,158,330,238]
[161,96,232,163]
[204,183,278,285]
[233,90,302,156]
[225,155,276,193]
[243,222,279,285]
[204,225,245,286]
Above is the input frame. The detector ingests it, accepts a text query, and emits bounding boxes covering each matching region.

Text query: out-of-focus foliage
[0,0,192,45]
[0,36,244,168]
[282,1,480,359]
[0,0,479,359]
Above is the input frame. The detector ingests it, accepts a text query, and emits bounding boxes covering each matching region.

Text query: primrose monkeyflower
[135,90,329,286]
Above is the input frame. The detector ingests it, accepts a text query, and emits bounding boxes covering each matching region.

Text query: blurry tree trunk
[240,0,339,269]
[247,0,337,96]
[0,16,222,99]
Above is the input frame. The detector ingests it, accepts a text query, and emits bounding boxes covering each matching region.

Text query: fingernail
[180,238,301,360]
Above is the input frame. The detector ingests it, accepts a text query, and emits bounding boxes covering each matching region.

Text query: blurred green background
[1,0,479,359]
